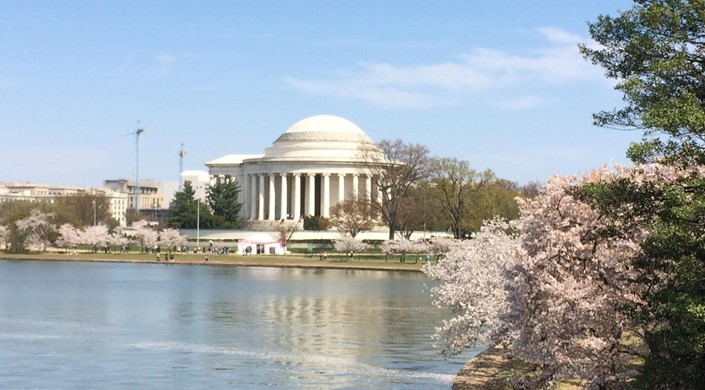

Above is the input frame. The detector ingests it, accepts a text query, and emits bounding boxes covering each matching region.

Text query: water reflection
[0,261,475,388]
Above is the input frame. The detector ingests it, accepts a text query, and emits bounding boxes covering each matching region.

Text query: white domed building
[206,115,383,224]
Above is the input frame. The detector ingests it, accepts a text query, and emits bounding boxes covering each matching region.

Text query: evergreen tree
[206,177,242,229]
[168,181,198,228]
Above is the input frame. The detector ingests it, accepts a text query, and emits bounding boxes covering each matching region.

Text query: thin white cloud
[286,27,603,108]
[538,27,583,45]
[287,78,432,109]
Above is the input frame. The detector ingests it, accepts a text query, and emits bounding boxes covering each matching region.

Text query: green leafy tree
[575,172,705,388]
[206,177,243,229]
[582,1,705,386]
[168,181,214,229]
[303,215,328,231]
[581,0,705,164]
[54,194,113,228]
[431,157,495,238]
[0,200,50,253]
[463,179,521,234]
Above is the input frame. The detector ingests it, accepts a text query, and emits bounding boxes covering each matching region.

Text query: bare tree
[394,184,428,239]
[361,139,432,240]
[520,180,543,199]
[329,199,377,238]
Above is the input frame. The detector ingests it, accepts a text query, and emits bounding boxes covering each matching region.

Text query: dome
[263,115,377,161]
[284,115,365,135]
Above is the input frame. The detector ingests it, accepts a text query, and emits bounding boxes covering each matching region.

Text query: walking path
[0,251,425,272]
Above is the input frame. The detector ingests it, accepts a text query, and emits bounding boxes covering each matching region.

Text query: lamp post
[92,199,97,226]
[196,200,200,249]
[422,185,427,240]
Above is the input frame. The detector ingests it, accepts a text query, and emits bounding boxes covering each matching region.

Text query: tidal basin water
[0,260,478,389]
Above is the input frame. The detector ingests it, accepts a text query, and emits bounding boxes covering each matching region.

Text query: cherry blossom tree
[381,238,429,263]
[159,228,187,254]
[274,219,298,252]
[423,166,665,388]
[111,234,130,252]
[427,236,461,261]
[56,223,81,253]
[423,219,518,355]
[0,224,8,250]
[134,221,159,252]
[81,224,111,253]
[14,210,55,252]
[333,236,369,260]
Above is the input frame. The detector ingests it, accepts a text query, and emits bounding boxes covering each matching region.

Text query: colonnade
[240,172,378,221]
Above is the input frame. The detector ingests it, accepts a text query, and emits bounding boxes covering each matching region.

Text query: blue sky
[0,0,640,190]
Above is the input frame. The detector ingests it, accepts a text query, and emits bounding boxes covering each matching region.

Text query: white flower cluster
[423,163,693,386]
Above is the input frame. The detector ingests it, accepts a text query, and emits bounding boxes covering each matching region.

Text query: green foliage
[463,180,521,234]
[53,195,114,228]
[581,0,705,163]
[582,2,705,385]
[168,181,214,229]
[303,215,328,231]
[576,174,705,388]
[0,195,117,250]
[206,177,243,229]
[0,201,53,252]
[431,157,495,238]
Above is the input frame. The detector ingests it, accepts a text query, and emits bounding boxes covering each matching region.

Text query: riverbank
[0,251,426,272]
[452,346,583,390]
[452,346,530,389]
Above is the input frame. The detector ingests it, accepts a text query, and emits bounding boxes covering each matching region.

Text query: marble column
[338,173,345,204]
[280,173,288,219]
[352,174,359,200]
[306,173,316,216]
[322,174,330,218]
[365,175,372,201]
[250,174,257,220]
[240,174,248,219]
[293,174,301,219]
[268,174,276,220]
[257,174,265,220]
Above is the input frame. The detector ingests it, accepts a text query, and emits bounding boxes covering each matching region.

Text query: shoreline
[451,346,528,389]
[0,251,426,272]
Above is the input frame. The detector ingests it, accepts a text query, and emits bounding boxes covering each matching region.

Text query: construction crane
[126,124,146,213]
[178,143,186,191]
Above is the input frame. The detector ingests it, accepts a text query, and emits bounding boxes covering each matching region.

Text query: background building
[103,179,164,210]
[0,181,129,226]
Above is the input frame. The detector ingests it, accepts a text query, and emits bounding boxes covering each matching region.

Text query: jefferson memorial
[206,115,383,224]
